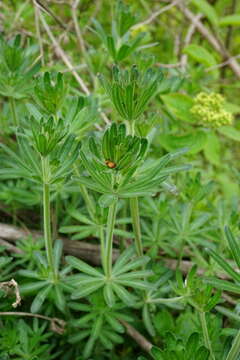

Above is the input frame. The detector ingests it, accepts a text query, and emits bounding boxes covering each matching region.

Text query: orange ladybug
[105,160,116,169]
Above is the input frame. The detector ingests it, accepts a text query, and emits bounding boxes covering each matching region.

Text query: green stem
[127,120,143,258]
[52,192,60,241]
[119,203,127,253]
[79,183,96,221]
[226,330,240,360]
[199,311,215,360]
[99,225,106,274]
[126,119,135,136]
[130,197,143,257]
[74,164,96,221]
[42,157,57,281]
[9,97,19,127]
[105,200,117,279]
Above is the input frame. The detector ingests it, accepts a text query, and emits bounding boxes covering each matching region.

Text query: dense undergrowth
[0,0,240,359]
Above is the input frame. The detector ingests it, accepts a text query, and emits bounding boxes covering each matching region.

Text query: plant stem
[9,97,19,127]
[127,120,144,258]
[226,329,240,360]
[74,164,96,221]
[119,203,127,253]
[105,200,117,279]
[199,311,215,360]
[52,192,60,241]
[99,225,106,274]
[129,120,135,136]
[130,197,143,257]
[42,156,57,282]
[79,184,96,221]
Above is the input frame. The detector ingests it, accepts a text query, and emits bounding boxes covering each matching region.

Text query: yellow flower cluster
[191,92,233,128]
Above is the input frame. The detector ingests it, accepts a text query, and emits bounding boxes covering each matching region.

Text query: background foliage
[0,0,240,359]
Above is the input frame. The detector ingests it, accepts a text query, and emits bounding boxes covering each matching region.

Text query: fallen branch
[0,223,118,265]
[165,258,232,280]
[0,223,237,305]
[0,238,23,254]
[0,223,235,279]
[120,319,153,353]
[0,222,237,277]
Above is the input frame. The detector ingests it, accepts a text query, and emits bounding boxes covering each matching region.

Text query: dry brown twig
[180,13,203,70]
[38,14,107,128]
[38,10,90,94]
[35,0,68,31]
[132,0,181,29]
[82,0,102,35]
[139,0,240,77]
[36,3,109,127]
[0,279,21,308]
[176,0,240,79]
[33,0,45,66]
[71,0,96,85]
[119,319,153,353]
[206,54,240,72]
[0,311,66,334]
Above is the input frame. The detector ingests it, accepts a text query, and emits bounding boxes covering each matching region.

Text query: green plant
[93,0,145,63]
[33,72,67,117]
[0,35,40,127]
[0,318,58,359]
[139,332,210,360]
[1,0,240,358]
[99,65,163,123]
[68,293,132,358]
[205,227,240,360]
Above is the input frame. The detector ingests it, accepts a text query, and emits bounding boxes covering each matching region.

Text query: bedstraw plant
[1,0,240,359]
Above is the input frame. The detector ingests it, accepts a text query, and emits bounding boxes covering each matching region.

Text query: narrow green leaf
[113,246,135,274]
[53,239,63,270]
[20,281,49,294]
[207,248,240,283]
[71,281,104,299]
[66,256,103,278]
[204,277,240,294]
[105,314,124,333]
[54,284,66,312]
[143,304,155,336]
[112,283,137,306]
[31,285,52,313]
[104,283,116,307]
[225,226,240,269]
[113,255,150,276]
